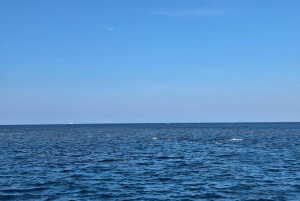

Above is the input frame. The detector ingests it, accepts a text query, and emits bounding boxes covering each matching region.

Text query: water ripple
[1,123,300,200]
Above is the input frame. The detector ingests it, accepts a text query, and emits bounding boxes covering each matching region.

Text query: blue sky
[1,0,300,124]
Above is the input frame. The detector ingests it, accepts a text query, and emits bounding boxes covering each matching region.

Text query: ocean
[0,123,300,200]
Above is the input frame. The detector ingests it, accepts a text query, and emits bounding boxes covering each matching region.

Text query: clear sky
[1,0,300,125]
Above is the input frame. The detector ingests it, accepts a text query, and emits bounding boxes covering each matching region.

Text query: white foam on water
[230,138,243,141]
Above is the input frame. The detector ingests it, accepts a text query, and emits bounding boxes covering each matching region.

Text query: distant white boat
[165,122,170,124]
[68,122,74,125]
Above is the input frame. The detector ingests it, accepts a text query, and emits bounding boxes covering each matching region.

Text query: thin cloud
[107,27,116,31]
[152,7,238,19]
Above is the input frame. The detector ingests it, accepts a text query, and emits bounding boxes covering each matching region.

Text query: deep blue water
[1,123,300,200]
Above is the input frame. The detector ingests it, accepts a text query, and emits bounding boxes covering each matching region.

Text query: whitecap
[230,138,243,141]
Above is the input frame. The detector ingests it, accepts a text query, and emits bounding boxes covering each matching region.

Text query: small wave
[1,187,49,193]
[156,156,184,159]
[97,158,117,163]
[230,138,243,141]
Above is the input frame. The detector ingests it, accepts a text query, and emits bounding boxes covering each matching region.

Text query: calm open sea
[1,123,300,200]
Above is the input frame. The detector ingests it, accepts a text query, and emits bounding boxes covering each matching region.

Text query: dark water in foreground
[1,123,300,201]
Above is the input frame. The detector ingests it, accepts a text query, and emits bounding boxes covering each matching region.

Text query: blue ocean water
[0,123,300,200]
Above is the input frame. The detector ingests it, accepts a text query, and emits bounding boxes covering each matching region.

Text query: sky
[1,0,300,125]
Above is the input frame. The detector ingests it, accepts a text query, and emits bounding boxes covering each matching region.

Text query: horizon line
[1,122,299,126]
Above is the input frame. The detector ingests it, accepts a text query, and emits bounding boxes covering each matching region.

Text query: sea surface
[1,123,300,201]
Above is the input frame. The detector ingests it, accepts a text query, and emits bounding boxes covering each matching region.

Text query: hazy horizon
[1,122,300,126]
